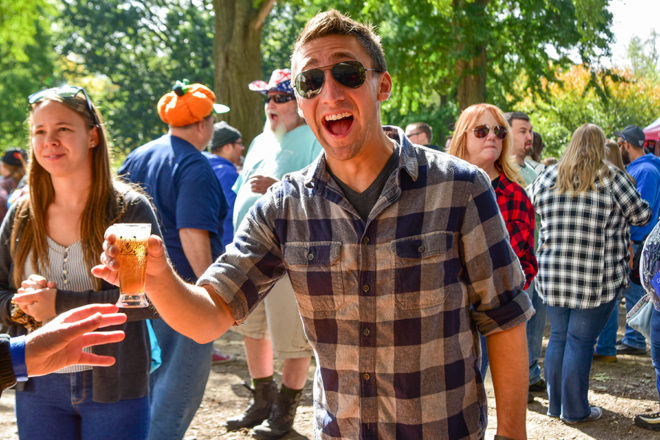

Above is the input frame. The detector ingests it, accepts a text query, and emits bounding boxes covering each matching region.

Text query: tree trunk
[455,46,486,111]
[213,0,275,146]
[453,0,489,111]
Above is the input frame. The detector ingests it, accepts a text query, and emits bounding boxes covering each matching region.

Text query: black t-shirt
[329,149,399,221]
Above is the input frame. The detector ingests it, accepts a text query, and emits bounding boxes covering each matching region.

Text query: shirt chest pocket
[283,241,344,312]
[390,231,454,310]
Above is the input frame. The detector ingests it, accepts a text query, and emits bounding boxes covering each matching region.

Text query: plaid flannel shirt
[199,128,533,440]
[493,173,538,289]
[529,164,652,309]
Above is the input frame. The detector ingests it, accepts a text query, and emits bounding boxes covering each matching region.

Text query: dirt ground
[1,304,660,440]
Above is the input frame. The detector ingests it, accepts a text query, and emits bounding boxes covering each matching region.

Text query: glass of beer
[109,223,151,308]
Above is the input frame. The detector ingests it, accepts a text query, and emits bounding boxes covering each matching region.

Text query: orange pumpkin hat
[157,80,229,127]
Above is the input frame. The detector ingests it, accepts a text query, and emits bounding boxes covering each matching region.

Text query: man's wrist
[9,335,28,381]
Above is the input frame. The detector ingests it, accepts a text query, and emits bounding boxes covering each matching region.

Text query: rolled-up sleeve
[462,171,534,335]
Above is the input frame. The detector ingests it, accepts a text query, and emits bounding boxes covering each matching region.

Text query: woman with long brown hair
[0,86,160,439]
[529,123,651,423]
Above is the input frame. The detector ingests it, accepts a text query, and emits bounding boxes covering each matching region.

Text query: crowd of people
[0,8,659,440]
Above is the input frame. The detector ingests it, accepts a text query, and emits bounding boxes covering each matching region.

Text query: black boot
[252,388,302,439]
[225,379,277,431]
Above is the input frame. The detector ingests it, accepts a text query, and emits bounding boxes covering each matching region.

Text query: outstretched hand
[25,303,127,376]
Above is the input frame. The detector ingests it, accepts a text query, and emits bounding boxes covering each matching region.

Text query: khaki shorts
[232,275,312,359]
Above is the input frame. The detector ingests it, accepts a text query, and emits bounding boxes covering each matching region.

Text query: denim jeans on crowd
[15,370,149,440]
[526,280,547,385]
[621,270,648,349]
[651,305,660,402]
[545,298,616,422]
[148,317,213,440]
[595,297,620,356]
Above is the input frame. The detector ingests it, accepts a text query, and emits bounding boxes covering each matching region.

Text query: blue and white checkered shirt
[529,164,651,309]
[199,127,533,440]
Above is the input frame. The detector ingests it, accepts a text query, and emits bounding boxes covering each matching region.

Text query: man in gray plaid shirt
[95,9,533,440]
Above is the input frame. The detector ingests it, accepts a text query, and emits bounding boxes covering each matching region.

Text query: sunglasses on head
[263,94,295,104]
[28,86,99,126]
[294,60,378,99]
[471,124,507,140]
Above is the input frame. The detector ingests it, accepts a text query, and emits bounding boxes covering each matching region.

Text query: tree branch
[253,0,276,30]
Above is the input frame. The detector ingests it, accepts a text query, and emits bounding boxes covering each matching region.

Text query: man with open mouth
[94,9,533,440]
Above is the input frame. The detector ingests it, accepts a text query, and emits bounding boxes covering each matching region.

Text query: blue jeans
[652,305,660,402]
[621,271,648,349]
[545,299,616,421]
[597,244,647,352]
[526,281,547,385]
[148,318,213,440]
[16,370,149,440]
[595,297,620,356]
[479,333,488,379]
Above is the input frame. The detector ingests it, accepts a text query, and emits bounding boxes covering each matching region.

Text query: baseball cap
[210,122,242,149]
[614,125,645,148]
[1,148,27,167]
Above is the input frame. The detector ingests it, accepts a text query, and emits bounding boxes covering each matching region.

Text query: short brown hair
[292,9,386,73]
[406,122,432,142]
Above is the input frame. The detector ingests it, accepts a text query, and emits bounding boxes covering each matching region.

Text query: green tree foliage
[51,0,614,156]
[627,32,659,82]
[58,0,216,154]
[0,0,57,150]
[258,1,613,147]
[517,64,660,159]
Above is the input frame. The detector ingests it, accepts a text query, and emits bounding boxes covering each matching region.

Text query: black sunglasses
[294,60,378,99]
[263,94,295,104]
[472,124,507,140]
[28,86,99,126]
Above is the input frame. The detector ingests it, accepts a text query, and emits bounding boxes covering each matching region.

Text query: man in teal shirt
[226,69,321,439]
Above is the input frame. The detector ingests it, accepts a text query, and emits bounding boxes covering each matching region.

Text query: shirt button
[362,327,370,337]
[418,245,425,253]
[362,373,371,381]
[64,280,69,284]
[307,253,314,261]
[362,237,369,245]
[361,284,370,293]
[63,258,68,262]
[63,270,68,275]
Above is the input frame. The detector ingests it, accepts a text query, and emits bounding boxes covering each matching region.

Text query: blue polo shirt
[627,153,660,242]
[119,134,227,282]
[204,152,238,247]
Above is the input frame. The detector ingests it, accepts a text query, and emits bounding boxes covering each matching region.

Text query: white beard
[264,118,288,143]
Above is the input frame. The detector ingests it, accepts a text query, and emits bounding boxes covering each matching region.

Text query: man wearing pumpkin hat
[119,81,229,440]
[223,69,321,439]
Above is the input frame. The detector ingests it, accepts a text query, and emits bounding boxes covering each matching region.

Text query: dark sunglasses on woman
[294,60,378,99]
[472,124,508,140]
[28,85,99,126]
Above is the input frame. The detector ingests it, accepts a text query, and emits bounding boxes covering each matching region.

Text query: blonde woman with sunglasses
[0,86,161,439]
